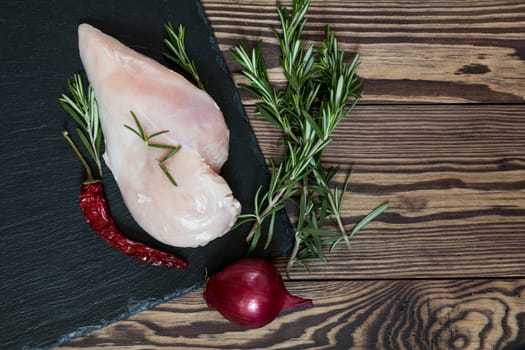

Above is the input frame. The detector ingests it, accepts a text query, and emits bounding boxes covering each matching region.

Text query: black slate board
[0,1,293,349]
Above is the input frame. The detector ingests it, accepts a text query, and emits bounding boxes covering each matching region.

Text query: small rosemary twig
[59,74,103,178]
[163,22,204,90]
[124,111,181,186]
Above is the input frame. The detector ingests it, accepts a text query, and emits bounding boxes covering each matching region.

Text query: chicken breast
[78,23,241,247]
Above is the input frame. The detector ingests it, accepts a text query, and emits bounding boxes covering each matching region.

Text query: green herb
[231,0,388,272]
[59,74,103,178]
[124,111,181,186]
[164,22,204,89]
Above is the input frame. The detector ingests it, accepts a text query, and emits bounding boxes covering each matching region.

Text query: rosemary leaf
[94,124,103,158]
[264,212,277,250]
[158,145,181,163]
[148,142,177,150]
[350,203,390,238]
[159,162,177,186]
[75,127,96,162]
[147,129,170,141]
[123,124,145,141]
[129,111,147,142]
[59,98,85,127]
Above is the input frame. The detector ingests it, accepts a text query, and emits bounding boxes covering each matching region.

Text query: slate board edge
[47,283,202,349]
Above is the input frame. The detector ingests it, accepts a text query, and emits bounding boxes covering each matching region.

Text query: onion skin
[204,258,313,328]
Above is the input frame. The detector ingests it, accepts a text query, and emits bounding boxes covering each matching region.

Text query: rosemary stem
[306,138,328,163]
[245,185,288,243]
[286,233,302,276]
[284,127,300,144]
[328,193,351,248]
[245,224,258,243]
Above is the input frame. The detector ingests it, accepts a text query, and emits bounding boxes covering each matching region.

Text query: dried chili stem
[62,130,95,183]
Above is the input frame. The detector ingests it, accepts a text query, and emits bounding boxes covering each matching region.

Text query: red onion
[204,258,313,328]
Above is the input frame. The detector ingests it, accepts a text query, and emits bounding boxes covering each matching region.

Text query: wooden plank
[242,104,525,278]
[57,279,525,349]
[201,0,525,103]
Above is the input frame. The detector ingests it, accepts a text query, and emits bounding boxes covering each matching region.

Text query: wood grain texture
[204,0,525,103]
[57,279,525,349]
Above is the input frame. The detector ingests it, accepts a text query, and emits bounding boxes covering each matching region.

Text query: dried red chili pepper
[64,131,188,269]
[80,180,188,268]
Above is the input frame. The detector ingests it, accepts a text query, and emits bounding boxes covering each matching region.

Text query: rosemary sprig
[232,0,388,271]
[59,74,103,178]
[163,22,204,90]
[124,111,181,186]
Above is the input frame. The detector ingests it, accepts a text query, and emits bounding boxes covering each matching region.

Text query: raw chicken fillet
[78,23,241,247]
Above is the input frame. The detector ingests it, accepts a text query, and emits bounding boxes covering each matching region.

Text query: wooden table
[59,1,525,349]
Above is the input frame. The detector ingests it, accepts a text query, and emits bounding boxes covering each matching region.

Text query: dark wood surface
[58,1,525,349]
